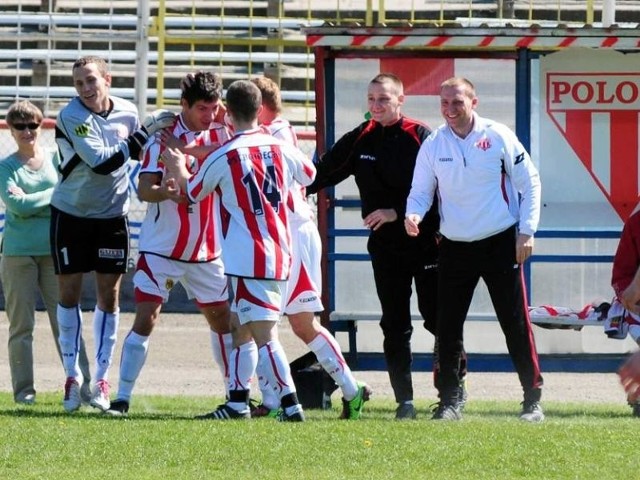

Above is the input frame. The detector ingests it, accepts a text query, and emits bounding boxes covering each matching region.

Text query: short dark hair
[182,71,223,107]
[226,80,261,123]
[6,100,43,126]
[370,73,404,94]
[72,56,108,76]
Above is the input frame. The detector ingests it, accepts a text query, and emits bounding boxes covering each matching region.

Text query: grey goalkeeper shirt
[52,96,140,218]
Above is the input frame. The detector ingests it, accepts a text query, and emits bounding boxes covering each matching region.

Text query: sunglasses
[12,123,40,131]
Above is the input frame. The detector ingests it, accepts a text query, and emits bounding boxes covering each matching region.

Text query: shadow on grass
[0,407,197,421]
[468,405,633,420]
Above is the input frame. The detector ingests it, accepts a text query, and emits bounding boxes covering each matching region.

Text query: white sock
[256,360,281,410]
[227,341,258,411]
[257,341,296,401]
[308,329,358,400]
[210,331,233,396]
[93,306,119,381]
[116,331,149,402]
[227,342,258,392]
[57,304,82,379]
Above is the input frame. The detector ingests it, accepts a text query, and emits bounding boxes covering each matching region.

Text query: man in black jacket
[308,73,466,419]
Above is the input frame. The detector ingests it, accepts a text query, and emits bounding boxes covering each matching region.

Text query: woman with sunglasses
[0,100,91,405]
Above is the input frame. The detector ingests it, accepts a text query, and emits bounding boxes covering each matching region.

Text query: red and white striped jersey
[137,115,231,262]
[262,117,313,225]
[263,117,299,147]
[187,127,316,280]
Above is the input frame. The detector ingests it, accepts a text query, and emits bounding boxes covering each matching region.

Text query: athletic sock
[93,306,119,381]
[308,328,358,400]
[116,331,149,402]
[256,359,280,410]
[227,341,258,393]
[57,304,82,379]
[210,331,232,395]
[257,340,297,401]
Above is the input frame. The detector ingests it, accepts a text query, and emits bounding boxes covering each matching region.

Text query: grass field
[0,393,636,480]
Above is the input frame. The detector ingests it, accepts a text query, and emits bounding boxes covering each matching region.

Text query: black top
[308,116,440,250]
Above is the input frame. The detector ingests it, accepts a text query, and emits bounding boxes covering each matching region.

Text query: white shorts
[284,220,324,315]
[133,253,228,306]
[230,276,285,324]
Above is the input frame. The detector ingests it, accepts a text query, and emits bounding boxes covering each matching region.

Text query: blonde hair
[441,77,476,98]
[251,76,282,114]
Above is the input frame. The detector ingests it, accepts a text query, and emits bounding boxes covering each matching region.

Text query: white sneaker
[63,377,82,413]
[90,380,111,412]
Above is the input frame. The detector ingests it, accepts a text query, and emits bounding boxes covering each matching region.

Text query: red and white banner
[539,48,640,228]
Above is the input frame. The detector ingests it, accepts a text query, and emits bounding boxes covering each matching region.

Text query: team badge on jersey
[74,123,90,137]
[475,137,491,151]
[165,279,174,290]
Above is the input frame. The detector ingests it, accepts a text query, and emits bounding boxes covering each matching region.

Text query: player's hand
[160,147,186,171]
[516,233,534,264]
[620,283,640,314]
[159,129,186,151]
[179,72,198,92]
[364,208,397,231]
[619,351,640,402]
[161,175,186,204]
[404,214,421,237]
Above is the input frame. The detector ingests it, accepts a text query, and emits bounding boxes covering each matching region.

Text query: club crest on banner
[543,51,640,222]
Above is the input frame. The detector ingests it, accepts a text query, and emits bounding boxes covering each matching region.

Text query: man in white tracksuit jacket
[405,77,544,422]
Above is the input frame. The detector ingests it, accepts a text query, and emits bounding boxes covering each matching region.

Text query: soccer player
[52,55,175,412]
[106,72,231,416]
[611,208,640,416]
[161,79,316,421]
[249,76,372,420]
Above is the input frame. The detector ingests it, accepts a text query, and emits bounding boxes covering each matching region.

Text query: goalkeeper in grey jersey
[50,55,175,413]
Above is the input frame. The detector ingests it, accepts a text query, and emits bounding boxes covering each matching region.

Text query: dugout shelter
[304,23,640,371]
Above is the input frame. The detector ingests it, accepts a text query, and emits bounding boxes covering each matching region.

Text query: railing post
[135,0,150,116]
[32,0,56,114]
[603,0,616,27]
[266,0,283,85]
[499,0,515,19]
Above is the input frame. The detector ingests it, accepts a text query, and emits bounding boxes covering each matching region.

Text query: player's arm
[619,350,640,402]
[287,144,316,188]
[405,140,437,236]
[502,128,541,238]
[306,124,364,195]
[57,108,175,175]
[159,127,223,161]
[501,129,541,263]
[137,172,176,203]
[160,147,191,193]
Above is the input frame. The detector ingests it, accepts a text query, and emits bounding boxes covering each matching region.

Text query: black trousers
[436,225,543,404]
[368,234,438,403]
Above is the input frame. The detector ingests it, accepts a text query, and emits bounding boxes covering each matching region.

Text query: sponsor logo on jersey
[360,154,376,162]
[300,296,318,303]
[74,123,90,137]
[98,248,125,259]
[438,157,453,162]
[546,72,640,221]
